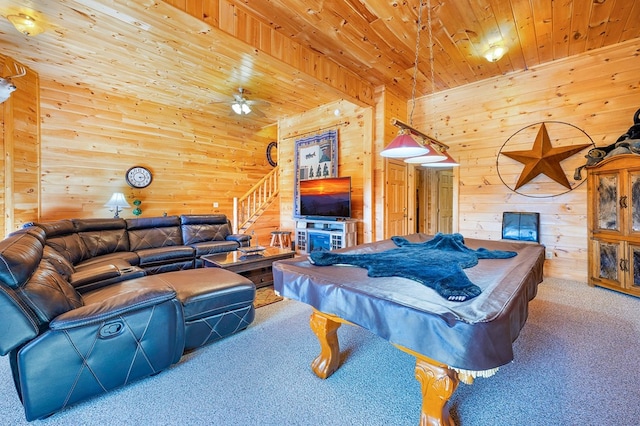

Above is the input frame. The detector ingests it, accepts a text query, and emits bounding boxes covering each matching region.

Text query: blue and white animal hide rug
[308,233,517,302]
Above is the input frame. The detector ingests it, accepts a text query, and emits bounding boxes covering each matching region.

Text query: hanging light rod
[391,118,449,151]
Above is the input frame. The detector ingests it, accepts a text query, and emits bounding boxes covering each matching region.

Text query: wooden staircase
[233,167,279,234]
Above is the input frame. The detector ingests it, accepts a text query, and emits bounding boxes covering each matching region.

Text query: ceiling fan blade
[247,99,270,107]
[251,108,266,118]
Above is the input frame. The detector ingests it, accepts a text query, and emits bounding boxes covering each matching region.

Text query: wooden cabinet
[587,154,640,297]
[295,218,357,254]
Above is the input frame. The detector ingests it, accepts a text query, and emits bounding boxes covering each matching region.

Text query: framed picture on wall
[293,129,338,216]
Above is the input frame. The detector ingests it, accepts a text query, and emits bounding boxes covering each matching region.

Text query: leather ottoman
[157,268,256,351]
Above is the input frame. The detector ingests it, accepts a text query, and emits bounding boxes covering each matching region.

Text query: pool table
[272,233,545,425]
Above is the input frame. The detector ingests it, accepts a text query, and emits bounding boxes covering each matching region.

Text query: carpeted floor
[2,277,640,425]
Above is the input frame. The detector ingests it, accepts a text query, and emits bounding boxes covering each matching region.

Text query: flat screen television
[299,176,351,220]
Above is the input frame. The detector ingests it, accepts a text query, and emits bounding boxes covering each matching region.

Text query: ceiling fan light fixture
[231,100,252,115]
[483,44,507,62]
[7,13,44,36]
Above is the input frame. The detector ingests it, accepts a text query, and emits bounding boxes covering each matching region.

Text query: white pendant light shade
[423,150,459,167]
[381,133,430,158]
[404,145,447,164]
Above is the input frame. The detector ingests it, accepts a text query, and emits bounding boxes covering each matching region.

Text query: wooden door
[437,171,453,233]
[386,160,408,238]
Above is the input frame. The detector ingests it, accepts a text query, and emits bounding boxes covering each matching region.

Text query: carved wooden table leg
[414,356,458,426]
[310,312,463,425]
[309,310,342,379]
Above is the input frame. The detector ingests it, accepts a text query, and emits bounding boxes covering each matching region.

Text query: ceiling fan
[213,88,270,118]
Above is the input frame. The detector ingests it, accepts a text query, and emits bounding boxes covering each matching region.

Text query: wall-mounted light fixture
[6,13,45,36]
[104,192,130,218]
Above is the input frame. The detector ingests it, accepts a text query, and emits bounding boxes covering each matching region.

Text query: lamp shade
[423,150,459,167]
[104,192,130,209]
[105,192,130,218]
[404,144,447,164]
[381,133,430,158]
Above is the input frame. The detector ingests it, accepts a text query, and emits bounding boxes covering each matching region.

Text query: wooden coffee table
[202,247,295,289]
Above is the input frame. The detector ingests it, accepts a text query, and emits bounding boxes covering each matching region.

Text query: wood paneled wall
[412,38,640,282]
[278,100,374,246]
[374,86,409,240]
[0,56,39,235]
[4,40,640,283]
[37,79,276,226]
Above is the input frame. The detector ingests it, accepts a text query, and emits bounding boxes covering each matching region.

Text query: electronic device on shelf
[238,246,266,256]
[298,176,351,220]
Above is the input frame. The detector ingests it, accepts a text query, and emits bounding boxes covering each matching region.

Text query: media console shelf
[295,218,357,254]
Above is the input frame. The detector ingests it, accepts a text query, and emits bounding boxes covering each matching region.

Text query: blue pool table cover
[272,233,545,372]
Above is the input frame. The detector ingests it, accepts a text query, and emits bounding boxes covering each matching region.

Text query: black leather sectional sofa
[0,214,256,421]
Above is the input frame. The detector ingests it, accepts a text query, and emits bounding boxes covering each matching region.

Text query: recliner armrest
[50,283,176,330]
[69,264,121,287]
[226,234,251,245]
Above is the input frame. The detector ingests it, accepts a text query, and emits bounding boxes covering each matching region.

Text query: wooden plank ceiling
[0,0,638,127]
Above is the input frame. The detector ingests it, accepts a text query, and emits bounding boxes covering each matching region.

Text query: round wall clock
[125,166,152,188]
[266,141,278,167]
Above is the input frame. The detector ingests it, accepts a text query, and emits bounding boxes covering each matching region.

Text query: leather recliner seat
[0,215,256,421]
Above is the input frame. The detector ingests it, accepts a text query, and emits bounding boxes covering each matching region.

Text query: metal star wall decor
[502,123,591,189]
[497,121,594,198]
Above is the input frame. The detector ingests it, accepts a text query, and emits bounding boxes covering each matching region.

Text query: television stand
[295,218,357,254]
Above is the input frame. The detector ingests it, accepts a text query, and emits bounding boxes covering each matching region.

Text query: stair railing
[233,166,279,233]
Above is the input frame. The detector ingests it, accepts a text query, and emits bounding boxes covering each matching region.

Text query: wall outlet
[545,250,553,259]
[213,202,219,208]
